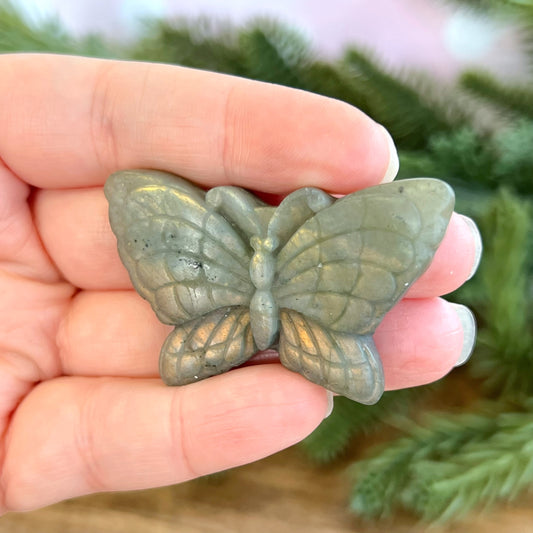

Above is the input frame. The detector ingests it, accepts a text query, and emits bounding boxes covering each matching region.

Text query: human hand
[0,54,480,513]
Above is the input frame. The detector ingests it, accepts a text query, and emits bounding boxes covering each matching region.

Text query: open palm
[0,54,479,513]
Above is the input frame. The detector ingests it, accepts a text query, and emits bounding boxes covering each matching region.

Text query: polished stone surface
[105,170,454,404]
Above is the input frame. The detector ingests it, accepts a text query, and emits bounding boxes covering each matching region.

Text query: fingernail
[451,303,477,367]
[460,215,483,280]
[380,125,399,183]
[324,391,335,418]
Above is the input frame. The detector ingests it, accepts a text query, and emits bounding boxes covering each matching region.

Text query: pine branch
[492,120,533,191]
[131,17,247,76]
[410,123,533,195]
[299,60,371,111]
[0,1,72,53]
[350,402,533,522]
[473,188,533,397]
[0,1,114,57]
[460,70,533,119]
[133,18,315,89]
[343,48,468,149]
[427,128,498,187]
[403,406,533,522]
[238,19,311,89]
[301,389,419,464]
[397,151,439,180]
[350,409,499,519]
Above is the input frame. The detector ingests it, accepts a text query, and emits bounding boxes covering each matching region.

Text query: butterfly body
[205,184,335,350]
[249,248,279,351]
[105,170,454,404]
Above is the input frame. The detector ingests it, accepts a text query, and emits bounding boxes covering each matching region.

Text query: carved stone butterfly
[104,170,454,404]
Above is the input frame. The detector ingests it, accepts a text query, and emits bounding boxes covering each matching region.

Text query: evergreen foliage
[2,0,533,524]
[0,1,74,53]
[131,18,247,76]
[398,120,533,195]
[238,21,311,88]
[473,189,533,397]
[0,1,115,57]
[461,69,533,119]
[351,401,533,522]
[342,49,468,149]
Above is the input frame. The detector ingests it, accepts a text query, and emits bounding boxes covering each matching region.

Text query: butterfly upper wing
[274,179,455,334]
[105,170,255,325]
[274,179,454,403]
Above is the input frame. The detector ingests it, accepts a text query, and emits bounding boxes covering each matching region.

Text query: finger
[375,297,471,390]
[405,212,481,298]
[0,162,59,281]
[58,291,468,391]
[2,367,329,512]
[57,291,170,376]
[33,188,128,289]
[0,54,396,194]
[34,187,478,295]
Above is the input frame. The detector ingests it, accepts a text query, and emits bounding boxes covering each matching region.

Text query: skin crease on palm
[0,54,479,514]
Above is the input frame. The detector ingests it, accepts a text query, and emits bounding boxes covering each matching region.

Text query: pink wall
[19,0,525,81]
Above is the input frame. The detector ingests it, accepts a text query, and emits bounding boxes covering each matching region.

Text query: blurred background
[3,0,533,531]
[13,0,528,79]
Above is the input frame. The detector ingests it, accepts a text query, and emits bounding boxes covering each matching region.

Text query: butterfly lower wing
[279,310,384,404]
[160,306,257,385]
[274,179,454,335]
[105,170,255,325]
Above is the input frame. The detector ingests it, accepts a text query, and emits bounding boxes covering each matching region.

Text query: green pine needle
[238,19,311,88]
[131,17,247,76]
[0,1,115,57]
[298,60,371,111]
[0,1,74,53]
[402,122,533,195]
[405,407,533,522]
[461,70,533,120]
[427,128,498,187]
[493,120,533,191]
[473,188,533,397]
[343,48,468,149]
[351,402,533,523]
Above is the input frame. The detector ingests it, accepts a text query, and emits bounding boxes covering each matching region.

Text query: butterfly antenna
[205,186,266,238]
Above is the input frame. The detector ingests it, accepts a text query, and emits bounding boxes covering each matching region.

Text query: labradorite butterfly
[105,170,454,404]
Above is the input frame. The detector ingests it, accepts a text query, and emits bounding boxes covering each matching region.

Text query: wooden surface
[2,445,533,533]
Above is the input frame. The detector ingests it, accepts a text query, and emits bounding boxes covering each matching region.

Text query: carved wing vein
[277,233,416,279]
[282,311,370,372]
[298,309,329,382]
[143,214,250,275]
[219,308,247,364]
[200,212,216,309]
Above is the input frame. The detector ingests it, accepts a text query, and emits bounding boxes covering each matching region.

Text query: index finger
[0,54,397,193]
